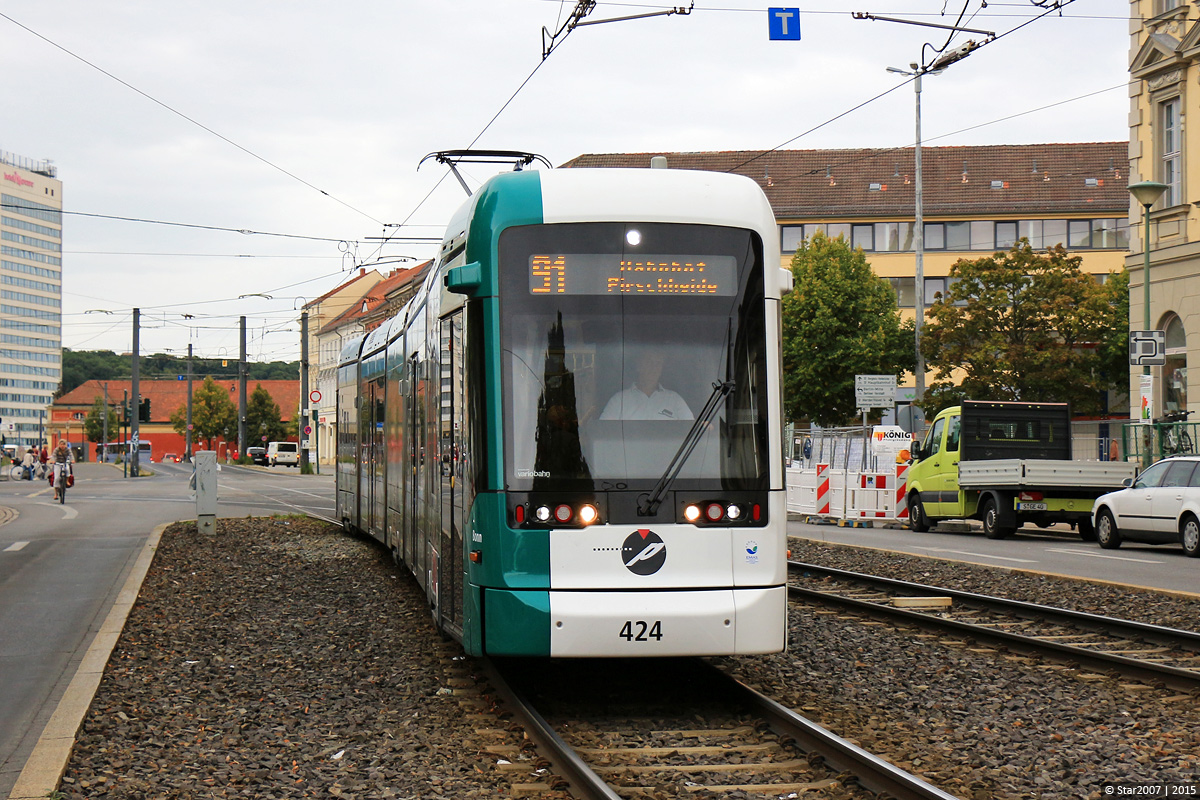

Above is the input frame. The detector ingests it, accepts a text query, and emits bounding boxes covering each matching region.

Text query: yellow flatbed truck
[906,400,1136,539]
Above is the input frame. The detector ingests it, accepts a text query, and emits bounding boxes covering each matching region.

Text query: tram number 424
[620,620,663,642]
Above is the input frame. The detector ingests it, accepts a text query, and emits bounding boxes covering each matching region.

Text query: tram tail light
[705,503,724,522]
[553,504,573,524]
[752,504,761,521]
[514,505,525,524]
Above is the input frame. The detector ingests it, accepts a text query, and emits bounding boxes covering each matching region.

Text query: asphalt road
[0,459,335,798]
[789,517,1200,595]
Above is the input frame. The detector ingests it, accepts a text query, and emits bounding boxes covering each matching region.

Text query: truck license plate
[1017,502,1048,511]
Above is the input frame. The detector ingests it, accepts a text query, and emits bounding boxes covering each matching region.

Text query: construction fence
[785,418,1130,526]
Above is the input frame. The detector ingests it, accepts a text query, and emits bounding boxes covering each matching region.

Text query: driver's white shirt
[600,384,693,421]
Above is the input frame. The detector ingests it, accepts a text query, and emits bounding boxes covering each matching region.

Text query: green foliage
[83,396,120,443]
[780,231,915,426]
[921,242,1128,416]
[61,349,299,396]
[169,377,236,448]
[246,384,288,445]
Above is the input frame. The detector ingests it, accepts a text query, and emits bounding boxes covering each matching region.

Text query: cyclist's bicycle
[51,462,72,503]
[1155,409,1194,456]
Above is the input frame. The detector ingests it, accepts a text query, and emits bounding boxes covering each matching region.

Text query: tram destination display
[530,253,738,296]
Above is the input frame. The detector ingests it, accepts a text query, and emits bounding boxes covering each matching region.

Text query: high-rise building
[0,149,62,450]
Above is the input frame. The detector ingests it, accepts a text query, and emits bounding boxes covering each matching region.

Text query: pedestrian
[39,445,48,466]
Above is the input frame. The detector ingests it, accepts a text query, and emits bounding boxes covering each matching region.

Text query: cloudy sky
[0,0,1128,363]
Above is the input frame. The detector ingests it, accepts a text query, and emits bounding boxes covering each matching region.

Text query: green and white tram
[338,165,790,657]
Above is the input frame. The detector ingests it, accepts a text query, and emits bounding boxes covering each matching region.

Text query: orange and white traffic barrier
[894,462,909,520]
[815,463,830,516]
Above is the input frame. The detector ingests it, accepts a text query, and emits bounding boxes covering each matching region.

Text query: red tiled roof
[559,143,1129,219]
[55,379,301,422]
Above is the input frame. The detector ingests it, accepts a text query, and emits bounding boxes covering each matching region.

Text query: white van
[267,441,299,467]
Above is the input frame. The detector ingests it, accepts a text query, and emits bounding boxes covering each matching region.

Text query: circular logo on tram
[622,529,666,575]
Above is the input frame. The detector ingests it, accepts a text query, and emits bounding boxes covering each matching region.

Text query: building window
[851,224,874,250]
[887,277,916,307]
[996,221,1018,249]
[1163,313,1187,413]
[1160,96,1182,207]
[945,221,970,250]
[1043,219,1068,248]
[924,223,945,250]
[969,221,994,251]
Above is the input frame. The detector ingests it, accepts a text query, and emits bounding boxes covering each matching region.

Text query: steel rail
[487,656,961,800]
[482,658,622,800]
[789,561,1200,692]
[717,665,962,800]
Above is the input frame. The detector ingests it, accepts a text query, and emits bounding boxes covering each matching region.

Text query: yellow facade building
[1129,0,1200,419]
[563,145,1129,402]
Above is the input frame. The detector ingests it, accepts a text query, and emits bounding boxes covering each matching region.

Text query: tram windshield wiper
[637,379,735,517]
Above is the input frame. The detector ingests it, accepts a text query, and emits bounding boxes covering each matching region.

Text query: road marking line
[4,541,28,552]
[916,547,1039,563]
[1044,547,1165,564]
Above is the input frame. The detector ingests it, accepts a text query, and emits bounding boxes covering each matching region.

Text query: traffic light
[123,402,131,424]
[138,398,151,422]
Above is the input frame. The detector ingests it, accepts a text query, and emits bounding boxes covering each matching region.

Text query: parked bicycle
[1155,409,1194,456]
[8,462,45,481]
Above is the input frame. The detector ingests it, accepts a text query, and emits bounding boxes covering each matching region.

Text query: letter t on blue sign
[768,7,801,40]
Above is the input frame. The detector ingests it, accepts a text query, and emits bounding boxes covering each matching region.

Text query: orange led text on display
[529,255,725,295]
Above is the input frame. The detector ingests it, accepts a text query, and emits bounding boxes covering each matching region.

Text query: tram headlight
[626,229,642,247]
[535,505,552,522]
[684,504,702,522]
[726,504,742,521]
[578,504,598,525]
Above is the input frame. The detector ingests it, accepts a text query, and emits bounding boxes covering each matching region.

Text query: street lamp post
[1129,180,1168,464]
[887,60,954,406]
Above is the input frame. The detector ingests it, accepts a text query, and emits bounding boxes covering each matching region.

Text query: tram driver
[599,348,694,421]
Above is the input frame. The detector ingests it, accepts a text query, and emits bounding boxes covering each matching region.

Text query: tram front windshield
[500,222,768,493]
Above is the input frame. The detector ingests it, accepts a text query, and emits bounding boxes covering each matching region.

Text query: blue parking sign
[768,7,801,40]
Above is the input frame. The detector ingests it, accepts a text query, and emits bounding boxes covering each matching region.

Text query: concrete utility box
[195,450,218,534]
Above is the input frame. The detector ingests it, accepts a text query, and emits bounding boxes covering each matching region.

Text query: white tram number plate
[620,620,663,642]
[1017,502,1048,511]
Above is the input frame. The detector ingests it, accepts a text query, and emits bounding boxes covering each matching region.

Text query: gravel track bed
[58,521,1200,800]
[713,536,1200,800]
[59,518,560,800]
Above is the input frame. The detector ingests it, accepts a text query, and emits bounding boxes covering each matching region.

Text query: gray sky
[0,1,1128,362]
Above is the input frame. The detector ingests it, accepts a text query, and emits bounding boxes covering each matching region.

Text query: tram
[337,163,791,657]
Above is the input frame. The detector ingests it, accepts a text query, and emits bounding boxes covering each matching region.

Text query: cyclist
[51,440,73,494]
[20,448,35,480]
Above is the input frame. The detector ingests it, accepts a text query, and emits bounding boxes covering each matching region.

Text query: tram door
[367,379,385,538]
[438,311,466,635]
[406,354,420,573]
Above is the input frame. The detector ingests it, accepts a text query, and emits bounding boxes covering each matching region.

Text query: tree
[246,384,288,446]
[921,242,1127,416]
[170,377,236,449]
[83,396,120,443]
[781,230,915,426]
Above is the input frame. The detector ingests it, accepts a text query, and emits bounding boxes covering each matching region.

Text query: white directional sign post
[1129,330,1166,366]
[855,374,897,471]
[855,374,897,410]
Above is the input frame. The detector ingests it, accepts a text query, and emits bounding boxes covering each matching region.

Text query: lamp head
[1129,180,1168,208]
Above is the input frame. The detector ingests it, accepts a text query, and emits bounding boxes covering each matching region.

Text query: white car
[267,441,299,467]
[1091,456,1200,557]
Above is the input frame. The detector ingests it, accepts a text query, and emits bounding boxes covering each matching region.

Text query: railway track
[789,560,1200,693]
[483,656,958,800]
